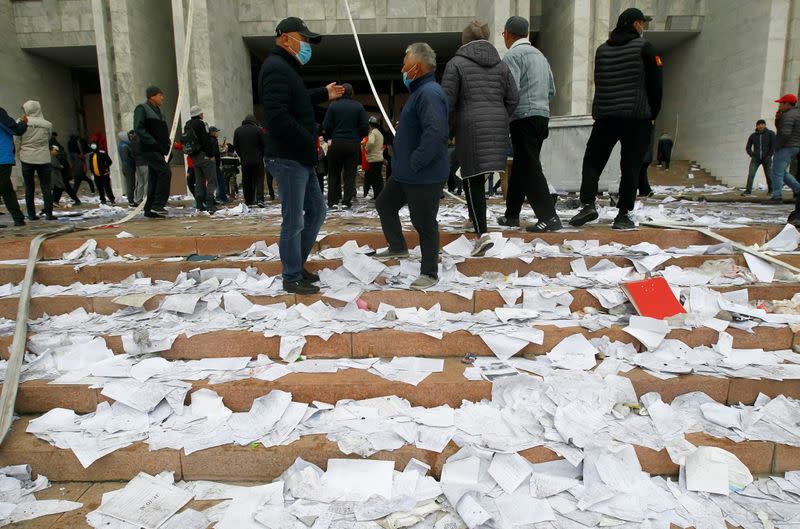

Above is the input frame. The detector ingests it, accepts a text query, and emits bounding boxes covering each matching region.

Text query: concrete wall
[655,0,785,185]
[0,0,79,179]
[539,0,576,116]
[12,0,94,48]
[784,0,800,95]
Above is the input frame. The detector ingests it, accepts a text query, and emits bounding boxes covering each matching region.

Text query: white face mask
[90,144,98,150]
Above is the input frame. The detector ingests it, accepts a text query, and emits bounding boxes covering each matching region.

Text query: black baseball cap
[276,17,322,44]
[616,8,653,28]
[209,126,221,133]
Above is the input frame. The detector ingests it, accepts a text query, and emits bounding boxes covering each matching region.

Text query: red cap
[775,94,798,104]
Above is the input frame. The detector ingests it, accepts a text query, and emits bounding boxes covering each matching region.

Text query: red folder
[622,277,686,320]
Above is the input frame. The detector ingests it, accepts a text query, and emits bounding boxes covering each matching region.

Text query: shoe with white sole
[470,234,494,257]
[410,274,438,290]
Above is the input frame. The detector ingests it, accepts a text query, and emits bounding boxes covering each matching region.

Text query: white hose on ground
[342,0,467,205]
[0,0,198,444]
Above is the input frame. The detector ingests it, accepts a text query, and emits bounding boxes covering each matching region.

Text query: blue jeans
[265,158,326,282]
[770,147,800,199]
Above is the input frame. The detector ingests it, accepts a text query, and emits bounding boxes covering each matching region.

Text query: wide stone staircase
[1,212,800,527]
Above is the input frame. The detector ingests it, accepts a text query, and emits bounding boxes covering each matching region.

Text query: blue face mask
[402,65,417,90]
[289,36,312,65]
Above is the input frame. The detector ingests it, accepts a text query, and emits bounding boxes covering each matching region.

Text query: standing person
[498,16,561,233]
[770,94,800,204]
[569,8,662,230]
[19,100,55,220]
[117,131,136,206]
[442,20,519,256]
[656,130,673,169]
[129,130,148,206]
[363,116,385,199]
[233,114,267,206]
[0,106,27,226]
[744,119,775,196]
[68,134,95,195]
[323,83,369,209]
[133,86,172,218]
[50,145,80,206]
[88,142,115,204]
[260,16,344,294]
[209,127,227,204]
[183,106,217,213]
[315,130,327,194]
[375,43,449,290]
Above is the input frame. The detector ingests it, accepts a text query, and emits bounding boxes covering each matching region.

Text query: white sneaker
[470,234,494,257]
[410,274,438,290]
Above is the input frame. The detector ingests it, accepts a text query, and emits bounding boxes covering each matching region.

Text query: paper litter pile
[0,465,81,526]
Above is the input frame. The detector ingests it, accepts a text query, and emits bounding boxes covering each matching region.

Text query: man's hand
[18,115,28,123]
[326,83,345,101]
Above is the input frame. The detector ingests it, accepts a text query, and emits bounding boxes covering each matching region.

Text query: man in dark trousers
[87,142,115,204]
[375,43,449,291]
[744,119,775,195]
[209,126,226,203]
[133,86,172,218]
[185,106,217,212]
[323,83,369,209]
[260,16,344,294]
[233,114,266,206]
[569,7,662,230]
[0,106,27,226]
[656,131,673,169]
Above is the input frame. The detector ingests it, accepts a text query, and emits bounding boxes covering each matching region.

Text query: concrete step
[2,252,793,286]
[1,416,791,483]
[1,324,793,362]
[5,282,799,319]
[9,359,800,415]
[0,227,779,260]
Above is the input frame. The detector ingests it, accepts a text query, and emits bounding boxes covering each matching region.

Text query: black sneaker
[568,204,599,227]
[526,216,563,233]
[497,216,520,227]
[612,214,635,230]
[284,279,320,294]
[302,268,320,282]
[144,210,166,219]
[13,219,25,227]
[152,207,168,215]
[27,215,39,221]
[44,214,57,221]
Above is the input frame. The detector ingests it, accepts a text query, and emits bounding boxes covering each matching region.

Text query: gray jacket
[501,38,555,120]
[19,100,53,165]
[441,40,519,178]
[776,106,800,150]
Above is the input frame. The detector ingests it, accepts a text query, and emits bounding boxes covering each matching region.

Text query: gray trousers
[134,164,149,204]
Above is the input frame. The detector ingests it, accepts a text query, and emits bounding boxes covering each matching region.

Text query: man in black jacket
[260,16,344,294]
[233,115,266,206]
[744,119,775,195]
[133,86,171,218]
[569,8,662,230]
[323,83,369,208]
[185,106,217,212]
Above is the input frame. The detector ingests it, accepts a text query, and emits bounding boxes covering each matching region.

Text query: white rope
[342,0,466,205]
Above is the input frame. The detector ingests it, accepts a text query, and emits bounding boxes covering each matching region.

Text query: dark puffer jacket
[441,40,519,178]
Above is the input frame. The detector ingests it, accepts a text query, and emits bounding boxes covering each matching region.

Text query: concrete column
[761,0,791,121]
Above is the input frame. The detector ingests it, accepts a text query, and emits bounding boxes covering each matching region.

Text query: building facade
[2,0,798,189]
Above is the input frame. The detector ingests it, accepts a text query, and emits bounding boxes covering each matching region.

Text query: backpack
[180,120,201,155]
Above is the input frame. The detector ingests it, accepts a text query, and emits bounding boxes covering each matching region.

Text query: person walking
[117,131,137,206]
[133,86,172,218]
[233,115,267,206]
[50,145,80,206]
[19,100,56,220]
[569,8,662,230]
[743,119,775,196]
[0,106,27,226]
[770,94,800,203]
[88,142,115,204]
[497,16,561,233]
[323,83,369,209]
[375,43,449,290]
[184,106,217,212]
[442,20,519,256]
[68,134,94,195]
[363,116,385,199]
[209,126,227,203]
[260,16,344,294]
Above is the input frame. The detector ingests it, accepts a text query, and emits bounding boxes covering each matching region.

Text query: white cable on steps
[0,0,198,444]
[342,0,467,205]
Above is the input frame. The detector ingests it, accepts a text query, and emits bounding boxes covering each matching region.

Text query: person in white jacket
[18,100,55,220]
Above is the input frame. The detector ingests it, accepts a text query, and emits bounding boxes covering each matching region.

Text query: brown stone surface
[727,378,800,405]
[623,371,731,403]
[773,443,800,473]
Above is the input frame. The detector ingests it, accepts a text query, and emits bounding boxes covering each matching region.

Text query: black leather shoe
[302,269,320,282]
[568,204,599,227]
[144,210,166,219]
[13,219,25,227]
[284,279,320,294]
[497,216,520,227]
[612,214,635,230]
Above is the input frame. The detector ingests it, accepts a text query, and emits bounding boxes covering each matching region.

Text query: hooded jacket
[442,39,519,178]
[233,115,267,166]
[19,100,53,165]
[592,25,662,120]
[0,107,27,166]
[391,72,449,185]
[501,38,554,120]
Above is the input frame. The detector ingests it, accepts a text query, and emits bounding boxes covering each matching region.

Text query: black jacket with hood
[233,115,266,167]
